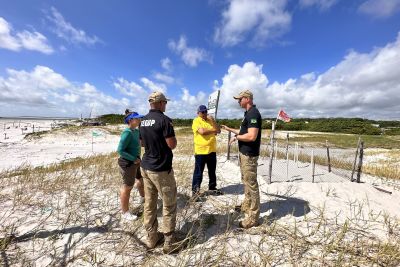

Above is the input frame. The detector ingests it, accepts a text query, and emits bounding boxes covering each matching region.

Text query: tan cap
[148,91,170,103]
[233,89,253,100]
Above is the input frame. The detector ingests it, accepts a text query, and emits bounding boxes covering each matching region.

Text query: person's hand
[134,158,141,164]
[221,125,229,131]
[229,136,237,145]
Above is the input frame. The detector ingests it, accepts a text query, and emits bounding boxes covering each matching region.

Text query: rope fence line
[1,121,69,139]
[225,130,364,184]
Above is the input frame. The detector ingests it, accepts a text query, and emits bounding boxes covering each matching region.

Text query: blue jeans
[192,152,217,194]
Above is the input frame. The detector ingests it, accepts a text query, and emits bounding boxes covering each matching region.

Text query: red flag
[277,109,291,122]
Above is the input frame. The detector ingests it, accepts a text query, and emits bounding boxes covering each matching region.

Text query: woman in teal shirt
[117,109,145,221]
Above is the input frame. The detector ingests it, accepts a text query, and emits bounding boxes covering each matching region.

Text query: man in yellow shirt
[192,105,222,198]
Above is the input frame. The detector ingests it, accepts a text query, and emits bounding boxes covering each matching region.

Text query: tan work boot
[239,219,259,229]
[163,232,181,254]
[146,231,163,249]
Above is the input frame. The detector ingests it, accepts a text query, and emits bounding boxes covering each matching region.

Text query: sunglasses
[200,111,207,114]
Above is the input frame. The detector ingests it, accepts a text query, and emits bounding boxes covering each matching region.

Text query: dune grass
[1,126,399,266]
[1,151,399,265]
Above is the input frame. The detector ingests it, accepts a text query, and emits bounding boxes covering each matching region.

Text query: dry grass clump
[363,149,400,180]
[1,127,400,266]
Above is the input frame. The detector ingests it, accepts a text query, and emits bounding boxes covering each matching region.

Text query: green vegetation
[274,118,382,135]
[98,114,400,136]
[278,134,400,149]
[98,114,125,124]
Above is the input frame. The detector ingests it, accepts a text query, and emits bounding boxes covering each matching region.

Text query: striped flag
[277,109,291,122]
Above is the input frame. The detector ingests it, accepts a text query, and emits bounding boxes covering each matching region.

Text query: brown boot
[163,232,181,254]
[146,231,163,249]
[239,219,259,229]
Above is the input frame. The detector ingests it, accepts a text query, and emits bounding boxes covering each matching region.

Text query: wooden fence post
[311,149,315,183]
[237,142,240,166]
[227,131,231,160]
[351,137,361,182]
[285,133,289,159]
[326,140,331,173]
[286,148,289,181]
[356,141,364,183]
[268,121,276,184]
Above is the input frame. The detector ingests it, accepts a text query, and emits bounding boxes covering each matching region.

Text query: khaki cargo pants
[141,168,177,234]
[239,153,260,224]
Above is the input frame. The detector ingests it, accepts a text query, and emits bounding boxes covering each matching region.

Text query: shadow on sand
[176,189,310,248]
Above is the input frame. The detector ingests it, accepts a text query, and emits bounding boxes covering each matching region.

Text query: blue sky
[1,0,400,119]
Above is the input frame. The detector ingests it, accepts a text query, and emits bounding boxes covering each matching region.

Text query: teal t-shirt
[117,128,141,161]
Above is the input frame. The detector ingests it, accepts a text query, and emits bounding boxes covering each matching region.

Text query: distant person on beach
[221,89,262,229]
[117,109,145,222]
[139,91,181,254]
[191,104,222,200]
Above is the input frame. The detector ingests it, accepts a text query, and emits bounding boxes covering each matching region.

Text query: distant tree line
[98,114,400,135]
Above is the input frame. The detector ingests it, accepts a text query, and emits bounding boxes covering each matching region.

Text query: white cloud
[161,57,173,72]
[358,0,400,18]
[46,7,101,46]
[111,76,207,118]
[181,88,207,106]
[63,93,80,103]
[299,0,339,10]
[214,0,291,47]
[113,77,145,96]
[0,65,130,117]
[154,73,175,84]
[214,33,400,119]
[165,88,207,118]
[0,17,53,54]
[140,77,167,93]
[168,35,212,67]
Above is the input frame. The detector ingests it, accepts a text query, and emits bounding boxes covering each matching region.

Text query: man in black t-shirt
[221,89,262,229]
[140,91,180,254]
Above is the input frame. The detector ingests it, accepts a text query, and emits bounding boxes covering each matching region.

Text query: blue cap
[197,105,208,112]
[124,112,144,124]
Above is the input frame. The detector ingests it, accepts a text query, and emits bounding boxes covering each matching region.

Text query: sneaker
[121,212,138,221]
[163,232,182,254]
[146,231,164,249]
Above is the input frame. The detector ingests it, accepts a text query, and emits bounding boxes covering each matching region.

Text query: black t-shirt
[238,105,262,157]
[139,109,175,171]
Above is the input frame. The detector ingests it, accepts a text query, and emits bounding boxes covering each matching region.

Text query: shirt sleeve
[247,111,261,129]
[163,116,175,138]
[192,118,199,134]
[117,130,135,161]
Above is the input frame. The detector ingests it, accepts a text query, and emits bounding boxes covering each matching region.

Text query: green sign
[92,131,102,137]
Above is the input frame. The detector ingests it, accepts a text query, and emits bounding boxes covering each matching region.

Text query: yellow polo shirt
[192,116,217,155]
